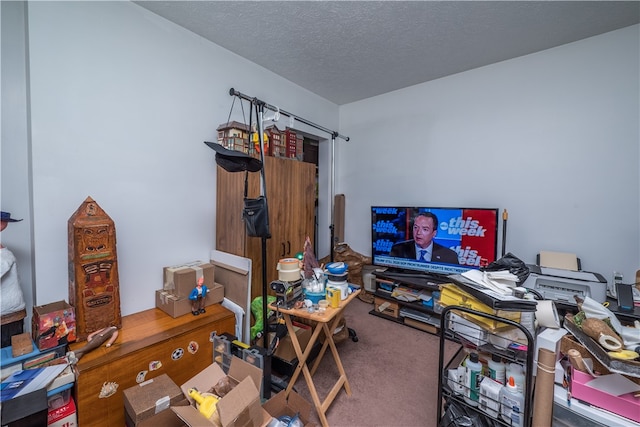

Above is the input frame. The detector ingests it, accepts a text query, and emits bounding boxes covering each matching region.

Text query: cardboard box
[262,390,312,426]
[171,356,271,427]
[31,301,77,351]
[126,398,190,427]
[163,261,215,298]
[47,384,72,411]
[269,322,318,377]
[11,333,33,357]
[560,334,610,375]
[533,327,567,377]
[155,283,224,318]
[123,374,184,425]
[47,397,77,427]
[273,322,312,362]
[571,368,640,423]
[374,297,399,318]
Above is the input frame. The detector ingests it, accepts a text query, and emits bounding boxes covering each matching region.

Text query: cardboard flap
[228,356,263,391]
[262,390,312,424]
[140,402,189,427]
[171,405,207,426]
[181,363,226,405]
[217,377,261,427]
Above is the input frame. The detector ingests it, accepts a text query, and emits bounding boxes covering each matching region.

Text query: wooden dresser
[70,305,235,427]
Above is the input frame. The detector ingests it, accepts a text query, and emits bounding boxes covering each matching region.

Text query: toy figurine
[249,295,276,342]
[67,325,119,364]
[1,211,27,348]
[189,277,208,316]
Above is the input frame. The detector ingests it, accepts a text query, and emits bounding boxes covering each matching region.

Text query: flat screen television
[371,206,499,277]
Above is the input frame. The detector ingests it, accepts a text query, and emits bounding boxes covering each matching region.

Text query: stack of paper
[448,274,538,311]
[0,364,68,402]
[391,286,431,302]
[461,269,518,295]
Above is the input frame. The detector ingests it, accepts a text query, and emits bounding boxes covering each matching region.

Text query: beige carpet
[288,297,459,427]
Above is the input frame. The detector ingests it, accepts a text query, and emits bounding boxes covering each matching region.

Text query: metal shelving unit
[437,305,535,427]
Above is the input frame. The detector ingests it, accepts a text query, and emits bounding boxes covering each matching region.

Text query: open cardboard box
[271,321,312,362]
[269,321,323,377]
[171,356,271,427]
[263,390,314,427]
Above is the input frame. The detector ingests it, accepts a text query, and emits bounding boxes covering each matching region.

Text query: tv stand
[370,271,446,335]
[378,270,449,287]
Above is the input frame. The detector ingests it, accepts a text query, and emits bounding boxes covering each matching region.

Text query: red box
[32,301,77,351]
[571,368,640,423]
[47,396,77,427]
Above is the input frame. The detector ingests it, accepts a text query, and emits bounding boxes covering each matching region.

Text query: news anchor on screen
[389,212,460,264]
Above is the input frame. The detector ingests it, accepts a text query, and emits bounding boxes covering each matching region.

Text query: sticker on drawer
[171,348,184,360]
[99,381,118,398]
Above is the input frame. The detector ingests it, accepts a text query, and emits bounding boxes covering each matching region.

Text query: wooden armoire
[216,155,316,301]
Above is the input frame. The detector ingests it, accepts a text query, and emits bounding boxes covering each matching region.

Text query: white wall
[1,2,36,323]
[5,3,639,322]
[21,1,338,316]
[338,25,640,285]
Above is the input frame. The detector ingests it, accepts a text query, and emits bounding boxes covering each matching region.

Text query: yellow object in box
[440,283,520,331]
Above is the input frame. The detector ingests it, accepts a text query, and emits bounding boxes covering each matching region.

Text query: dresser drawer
[71,305,235,427]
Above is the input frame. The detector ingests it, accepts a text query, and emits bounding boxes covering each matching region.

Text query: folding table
[270,289,360,427]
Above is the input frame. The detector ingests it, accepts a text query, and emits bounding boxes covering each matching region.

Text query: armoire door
[216,156,316,302]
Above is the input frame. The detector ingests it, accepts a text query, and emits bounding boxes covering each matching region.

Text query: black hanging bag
[242,171,271,238]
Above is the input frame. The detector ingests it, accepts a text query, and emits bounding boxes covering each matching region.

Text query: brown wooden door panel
[216,156,316,303]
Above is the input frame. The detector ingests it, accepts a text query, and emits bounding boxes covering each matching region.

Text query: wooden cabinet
[216,156,316,301]
[70,305,235,427]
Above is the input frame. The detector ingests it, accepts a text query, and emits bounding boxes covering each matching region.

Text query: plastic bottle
[464,352,483,406]
[500,376,524,427]
[488,354,506,385]
[506,362,525,394]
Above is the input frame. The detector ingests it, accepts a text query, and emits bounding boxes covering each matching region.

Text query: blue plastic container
[325,262,348,274]
[304,290,325,304]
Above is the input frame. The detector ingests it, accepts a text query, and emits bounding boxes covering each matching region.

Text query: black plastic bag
[481,252,530,284]
[440,399,499,427]
[243,196,271,238]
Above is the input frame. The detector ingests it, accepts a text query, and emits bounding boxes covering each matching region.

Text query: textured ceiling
[134,1,640,105]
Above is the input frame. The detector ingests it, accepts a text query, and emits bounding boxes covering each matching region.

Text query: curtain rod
[229,88,349,142]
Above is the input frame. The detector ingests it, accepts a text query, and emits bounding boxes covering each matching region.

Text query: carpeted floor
[284,295,459,427]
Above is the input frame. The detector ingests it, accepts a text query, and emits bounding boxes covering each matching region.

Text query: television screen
[371,206,499,276]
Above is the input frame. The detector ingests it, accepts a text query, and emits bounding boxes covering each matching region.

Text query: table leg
[309,314,342,375]
[283,313,324,395]
[281,313,352,427]
[320,321,351,396]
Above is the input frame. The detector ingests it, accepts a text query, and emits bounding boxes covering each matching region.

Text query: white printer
[523,264,608,304]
